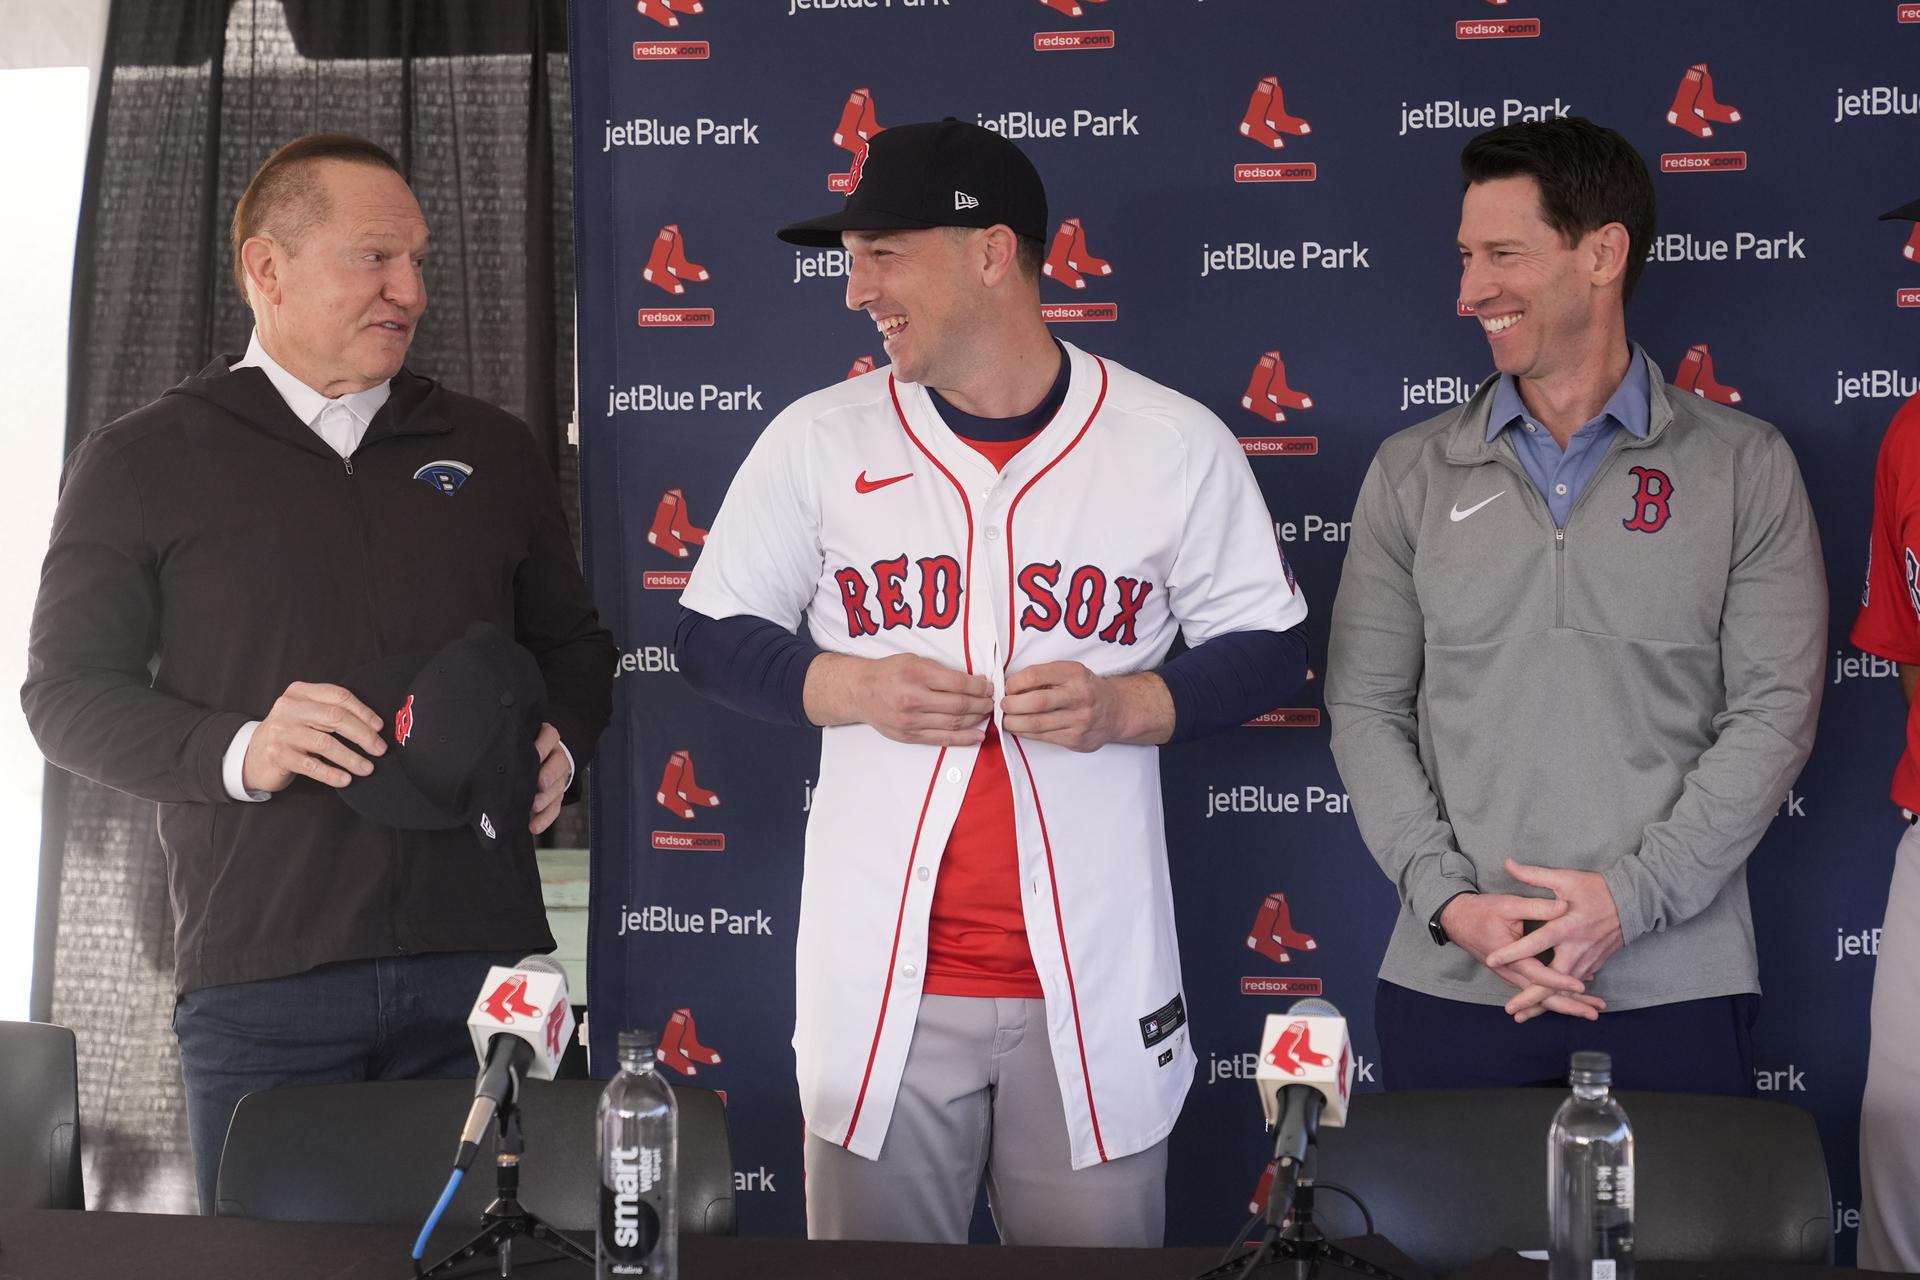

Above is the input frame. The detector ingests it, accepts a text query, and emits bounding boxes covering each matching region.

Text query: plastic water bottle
[597,1029,678,1279]
[1549,1051,1634,1280]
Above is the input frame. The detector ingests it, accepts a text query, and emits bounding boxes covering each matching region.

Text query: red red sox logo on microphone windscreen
[544,999,567,1060]
[1265,1018,1333,1077]
[480,973,542,1024]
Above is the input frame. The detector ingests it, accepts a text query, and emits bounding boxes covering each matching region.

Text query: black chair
[214,1077,733,1235]
[0,1019,84,1210]
[1301,1089,1829,1275]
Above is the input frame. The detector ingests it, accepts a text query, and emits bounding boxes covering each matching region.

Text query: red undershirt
[923,429,1045,999]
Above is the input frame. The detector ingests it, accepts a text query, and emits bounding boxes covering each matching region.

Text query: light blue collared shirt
[1487,347,1651,528]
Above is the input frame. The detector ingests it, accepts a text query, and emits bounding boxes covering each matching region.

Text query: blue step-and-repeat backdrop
[570,0,1920,1257]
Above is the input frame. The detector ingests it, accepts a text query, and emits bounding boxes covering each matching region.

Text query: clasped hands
[1440,859,1626,1024]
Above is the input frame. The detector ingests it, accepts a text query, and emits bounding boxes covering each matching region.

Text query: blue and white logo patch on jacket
[414,460,474,496]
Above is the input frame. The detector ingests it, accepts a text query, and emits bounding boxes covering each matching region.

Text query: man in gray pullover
[1326,118,1825,1092]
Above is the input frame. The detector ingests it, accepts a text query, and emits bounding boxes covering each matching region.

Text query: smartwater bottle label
[1613,1165,1634,1212]
[1592,1262,1615,1280]
[601,1143,663,1275]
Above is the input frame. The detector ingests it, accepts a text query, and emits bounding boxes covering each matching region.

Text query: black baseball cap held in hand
[336,622,546,852]
[777,118,1049,248]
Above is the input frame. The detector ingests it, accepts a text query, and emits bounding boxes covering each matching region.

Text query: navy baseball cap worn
[776,119,1048,248]
[335,622,547,852]
[1882,196,1920,222]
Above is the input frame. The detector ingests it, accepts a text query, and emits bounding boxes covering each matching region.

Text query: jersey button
[901,963,918,980]
[986,526,1000,540]
[945,767,963,783]
[917,866,930,882]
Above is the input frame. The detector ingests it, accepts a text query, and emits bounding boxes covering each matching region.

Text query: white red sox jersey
[681,341,1307,1170]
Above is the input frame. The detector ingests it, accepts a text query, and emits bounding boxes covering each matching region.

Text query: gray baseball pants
[803,994,1169,1246]
[1861,821,1920,1271]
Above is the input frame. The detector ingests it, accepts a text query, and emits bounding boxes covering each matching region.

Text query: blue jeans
[1375,979,1759,1096]
[173,949,525,1214]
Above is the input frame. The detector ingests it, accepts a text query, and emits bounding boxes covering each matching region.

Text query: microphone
[453,954,575,1171]
[1252,997,1355,1220]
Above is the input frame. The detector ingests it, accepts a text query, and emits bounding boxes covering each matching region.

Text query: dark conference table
[0,1211,1886,1280]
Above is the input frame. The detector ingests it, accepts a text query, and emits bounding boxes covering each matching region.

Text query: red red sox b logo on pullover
[1623,466,1675,534]
[833,554,1155,645]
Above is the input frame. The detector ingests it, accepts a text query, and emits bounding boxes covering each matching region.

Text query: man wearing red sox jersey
[1850,190,1920,1275]
[675,121,1308,1245]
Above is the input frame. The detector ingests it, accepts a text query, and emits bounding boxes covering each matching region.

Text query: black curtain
[35,0,581,1211]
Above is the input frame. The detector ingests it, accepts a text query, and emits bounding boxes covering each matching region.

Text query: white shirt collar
[233,330,393,428]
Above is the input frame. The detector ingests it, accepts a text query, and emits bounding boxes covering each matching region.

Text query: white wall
[0,0,110,1020]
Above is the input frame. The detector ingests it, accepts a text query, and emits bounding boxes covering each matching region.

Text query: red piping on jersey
[1003,356,1109,667]
[844,376,985,1151]
[890,375,977,675]
[842,744,950,1149]
[1007,731,1108,1163]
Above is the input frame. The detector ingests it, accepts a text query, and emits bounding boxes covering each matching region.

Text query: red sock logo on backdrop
[1237,351,1318,458]
[647,488,708,559]
[636,0,703,29]
[643,224,710,296]
[1673,343,1742,405]
[1623,466,1675,534]
[829,89,884,193]
[656,749,721,819]
[1659,63,1747,174]
[657,1007,724,1076]
[1239,77,1312,150]
[1040,216,1120,323]
[1246,892,1318,964]
[1042,217,1113,291]
[1666,63,1741,137]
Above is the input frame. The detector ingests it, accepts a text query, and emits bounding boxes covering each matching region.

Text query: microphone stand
[1196,1145,1410,1280]
[415,1091,593,1277]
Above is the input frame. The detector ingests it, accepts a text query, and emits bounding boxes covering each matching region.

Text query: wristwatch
[1428,889,1478,946]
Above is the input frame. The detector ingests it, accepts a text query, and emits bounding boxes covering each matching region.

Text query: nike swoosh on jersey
[855,471,913,494]
[1449,491,1505,523]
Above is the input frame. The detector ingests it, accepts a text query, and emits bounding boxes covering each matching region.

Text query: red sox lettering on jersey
[681,342,1308,1170]
[832,555,1155,644]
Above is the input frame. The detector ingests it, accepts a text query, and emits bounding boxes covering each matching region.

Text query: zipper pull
[343,455,354,476]
[1555,529,1565,543]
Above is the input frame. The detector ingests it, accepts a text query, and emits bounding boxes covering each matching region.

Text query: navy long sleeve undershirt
[672,609,1308,744]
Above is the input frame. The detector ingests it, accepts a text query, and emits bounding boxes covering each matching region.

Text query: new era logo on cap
[955,190,980,210]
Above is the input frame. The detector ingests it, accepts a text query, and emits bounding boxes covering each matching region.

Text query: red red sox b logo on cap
[394,693,415,746]
[1623,466,1675,534]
